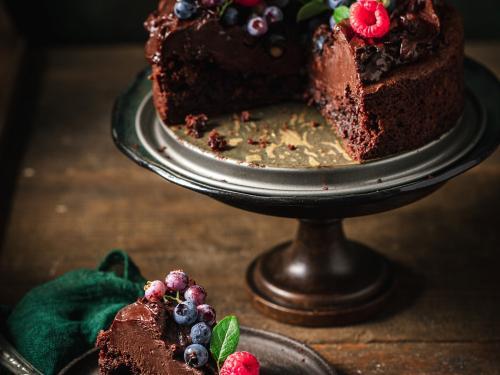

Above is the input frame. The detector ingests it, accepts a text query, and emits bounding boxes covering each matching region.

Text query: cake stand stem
[246,219,394,326]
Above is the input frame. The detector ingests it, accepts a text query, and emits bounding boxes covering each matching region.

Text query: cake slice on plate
[96,270,259,375]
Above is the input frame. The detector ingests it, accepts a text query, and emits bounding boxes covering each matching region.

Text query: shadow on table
[371,170,500,326]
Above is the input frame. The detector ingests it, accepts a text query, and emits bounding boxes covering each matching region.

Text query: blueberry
[165,270,189,292]
[190,322,212,344]
[174,0,197,20]
[327,0,345,9]
[247,17,268,37]
[222,7,239,26]
[185,285,207,306]
[263,6,284,23]
[329,15,336,30]
[184,344,209,368]
[197,304,216,326]
[174,301,198,325]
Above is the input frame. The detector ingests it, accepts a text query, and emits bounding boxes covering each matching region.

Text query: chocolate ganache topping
[144,0,304,75]
[333,0,443,82]
[146,0,446,85]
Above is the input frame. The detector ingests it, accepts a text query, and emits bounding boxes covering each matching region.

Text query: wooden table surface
[0,43,499,374]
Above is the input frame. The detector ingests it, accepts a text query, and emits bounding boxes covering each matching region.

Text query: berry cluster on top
[145,270,216,368]
[174,0,287,38]
[172,0,396,40]
[144,270,260,374]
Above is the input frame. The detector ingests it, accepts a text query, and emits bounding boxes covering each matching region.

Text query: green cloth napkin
[5,250,146,375]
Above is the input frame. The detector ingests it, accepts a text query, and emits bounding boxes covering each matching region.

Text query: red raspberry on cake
[220,351,260,375]
[349,0,390,38]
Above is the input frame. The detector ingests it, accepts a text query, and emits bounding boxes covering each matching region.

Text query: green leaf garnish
[333,5,350,24]
[297,0,330,22]
[210,315,240,369]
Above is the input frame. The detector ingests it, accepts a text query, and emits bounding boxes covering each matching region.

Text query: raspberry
[349,0,390,38]
[220,352,260,375]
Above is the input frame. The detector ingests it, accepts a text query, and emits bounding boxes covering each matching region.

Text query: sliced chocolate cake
[97,298,215,374]
[97,271,260,374]
[144,0,464,161]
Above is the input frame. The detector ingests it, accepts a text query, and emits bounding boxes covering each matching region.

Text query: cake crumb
[247,138,259,145]
[248,137,269,148]
[288,144,297,151]
[185,114,209,138]
[240,111,251,122]
[157,146,166,153]
[208,130,227,152]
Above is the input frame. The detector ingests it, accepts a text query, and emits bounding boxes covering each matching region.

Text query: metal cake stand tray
[112,58,500,326]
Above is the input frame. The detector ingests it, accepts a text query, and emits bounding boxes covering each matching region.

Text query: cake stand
[112,58,500,326]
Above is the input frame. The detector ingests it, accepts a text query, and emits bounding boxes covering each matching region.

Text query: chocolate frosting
[145,0,304,75]
[146,0,446,85]
[329,0,444,82]
[97,299,217,374]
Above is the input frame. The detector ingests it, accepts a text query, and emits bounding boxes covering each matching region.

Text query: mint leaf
[210,316,240,368]
[297,0,330,22]
[333,5,350,24]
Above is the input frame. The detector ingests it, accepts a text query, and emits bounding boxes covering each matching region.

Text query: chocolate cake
[145,0,464,161]
[97,271,259,374]
[97,298,216,375]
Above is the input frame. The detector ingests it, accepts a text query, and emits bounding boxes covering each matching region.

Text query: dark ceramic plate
[58,327,335,375]
[112,58,500,218]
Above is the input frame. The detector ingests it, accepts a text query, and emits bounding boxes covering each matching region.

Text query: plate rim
[112,57,500,203]
[111,57,500,207]
[58,326,336,375]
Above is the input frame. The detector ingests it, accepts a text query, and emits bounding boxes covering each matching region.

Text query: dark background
[4,0,500,44]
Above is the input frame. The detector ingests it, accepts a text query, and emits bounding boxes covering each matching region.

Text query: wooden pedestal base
[246,219,394,326]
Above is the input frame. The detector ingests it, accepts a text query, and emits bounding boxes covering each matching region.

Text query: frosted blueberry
[184,344,209,368]
[174,301,198,325]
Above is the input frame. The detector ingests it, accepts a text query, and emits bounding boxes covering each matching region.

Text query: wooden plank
[466,42,500,77]
[314,343,500,375]
[0,45,498,372]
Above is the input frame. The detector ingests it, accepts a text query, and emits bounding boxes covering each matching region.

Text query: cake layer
[146,0,305,124]
[309,5,464,160]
